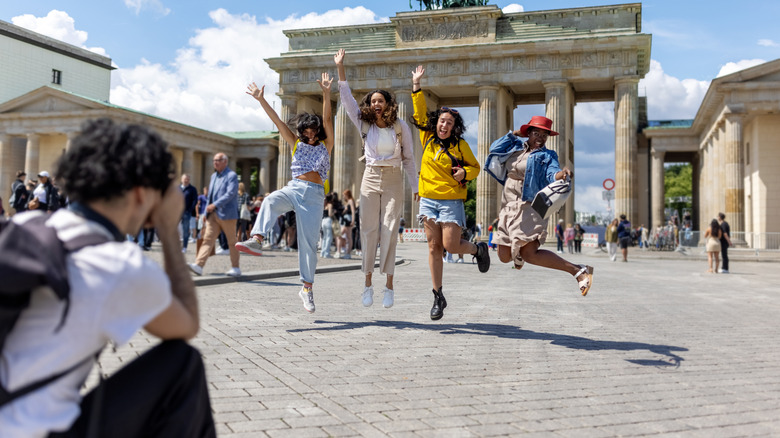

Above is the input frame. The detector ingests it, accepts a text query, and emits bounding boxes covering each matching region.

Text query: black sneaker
[473,242,490,273]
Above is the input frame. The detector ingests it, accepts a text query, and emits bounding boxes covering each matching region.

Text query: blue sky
[2,1,779,215]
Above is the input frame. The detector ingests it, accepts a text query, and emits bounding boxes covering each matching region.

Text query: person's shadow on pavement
[288,320,687,368]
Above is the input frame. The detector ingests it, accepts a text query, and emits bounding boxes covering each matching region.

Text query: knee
[497,246,512,263]
[428,241,443,255]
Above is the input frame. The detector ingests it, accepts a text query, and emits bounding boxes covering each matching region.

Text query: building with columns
[0,18,278,213]
[265,3,651,229]
[643,59,780,247]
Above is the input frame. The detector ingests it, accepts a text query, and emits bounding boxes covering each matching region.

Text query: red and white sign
[603,178,615,191]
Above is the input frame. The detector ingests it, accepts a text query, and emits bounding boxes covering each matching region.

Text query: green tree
[664,163,692,222]
[464,178,477,229]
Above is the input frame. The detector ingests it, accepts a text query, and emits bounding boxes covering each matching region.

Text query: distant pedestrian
[398,216,406,243]
[180,174,198,253]
[605,218,619,261]
[574,223,584,253]
[617,214,632,262]
[718,212,732,273]
[188,152,241,277]
[555,218,565,253]
[564,223,575,254]
[704,218,723,273]
[10,170,28,214]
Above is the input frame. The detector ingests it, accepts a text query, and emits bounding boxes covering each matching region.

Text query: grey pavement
[100,242,780,437]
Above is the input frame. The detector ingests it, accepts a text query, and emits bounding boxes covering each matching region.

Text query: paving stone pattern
[98,243,780,437]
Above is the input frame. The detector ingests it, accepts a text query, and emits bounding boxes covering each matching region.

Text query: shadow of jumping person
[288,320,687,367]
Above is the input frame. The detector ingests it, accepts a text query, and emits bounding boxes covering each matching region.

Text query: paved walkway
[101,242,780,437]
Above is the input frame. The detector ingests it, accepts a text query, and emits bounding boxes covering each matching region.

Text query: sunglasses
[440,106,459,114]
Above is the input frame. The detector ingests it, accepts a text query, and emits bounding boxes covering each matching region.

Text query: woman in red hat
[490,116,594,296]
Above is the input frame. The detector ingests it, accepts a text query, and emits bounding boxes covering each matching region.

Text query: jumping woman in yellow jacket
[411,65,491,320]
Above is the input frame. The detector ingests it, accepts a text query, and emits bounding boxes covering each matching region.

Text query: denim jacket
[484,132,562,202]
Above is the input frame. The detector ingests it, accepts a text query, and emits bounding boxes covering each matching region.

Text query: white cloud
[11,10,108,57]
[716,59,766,77]
[110,7,387,132]
[758,39,779,47]
[502,4,524,13]
[124,0,171,16]
[639,59,709,120]
[575,184,609,215]
[574,102,613,129]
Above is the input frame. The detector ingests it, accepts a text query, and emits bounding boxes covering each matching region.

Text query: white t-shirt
[0,210,172,437]
[33,184,47,203]
[375,127,396,158]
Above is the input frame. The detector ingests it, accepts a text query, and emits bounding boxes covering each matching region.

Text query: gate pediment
[0,86,105,115]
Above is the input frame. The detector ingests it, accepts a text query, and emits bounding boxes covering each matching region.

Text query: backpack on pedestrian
[0,212,108,407]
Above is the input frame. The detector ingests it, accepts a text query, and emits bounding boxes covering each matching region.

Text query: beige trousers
[360,166,404,276]
[195,213,239,268]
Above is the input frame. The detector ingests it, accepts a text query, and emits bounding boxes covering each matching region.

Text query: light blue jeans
[250,179,325,284]
[320,216,333,257]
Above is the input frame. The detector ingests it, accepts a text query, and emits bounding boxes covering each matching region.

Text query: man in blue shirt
[179,174,199,253]
[188,153,241,277]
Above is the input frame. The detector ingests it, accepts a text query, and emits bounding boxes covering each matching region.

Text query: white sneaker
[299,287,315,313]
[235,237,263,256]
[362,286,374,307]
[187,263,203,276]
[382,288,394,308]
[215,247,230,255]
[181,247,187,254]
[456,258,464,264]
[225,267,241,277]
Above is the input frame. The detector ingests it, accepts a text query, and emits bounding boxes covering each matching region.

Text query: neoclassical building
[643,59,780,246]
[265,3,652,228]
[0,18,278,213]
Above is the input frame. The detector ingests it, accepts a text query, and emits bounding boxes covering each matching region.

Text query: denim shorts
[417,197,466,228]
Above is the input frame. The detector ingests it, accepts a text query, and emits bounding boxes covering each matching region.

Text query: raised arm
[412,65,424,93]
[334,48,346,82]
[318,72,334,153]
[246,83,298,147]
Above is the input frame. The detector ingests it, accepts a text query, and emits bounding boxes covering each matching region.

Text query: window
[52,69,62,85]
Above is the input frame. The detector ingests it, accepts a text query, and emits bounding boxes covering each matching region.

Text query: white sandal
[575,265,594,296]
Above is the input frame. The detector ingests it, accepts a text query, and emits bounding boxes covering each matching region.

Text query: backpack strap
[358,121,370,162]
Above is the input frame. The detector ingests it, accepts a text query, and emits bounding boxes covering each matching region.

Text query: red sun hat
[519,116,559,137]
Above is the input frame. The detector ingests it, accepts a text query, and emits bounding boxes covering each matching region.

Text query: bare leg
[386,274,393,290]
[520,240,588,282]
[497,244,512,263]
[365,272,372,287]
[423,218,444,290]
[441,222,477,256]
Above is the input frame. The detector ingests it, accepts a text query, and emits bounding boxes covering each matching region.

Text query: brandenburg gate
[265,3,651,228]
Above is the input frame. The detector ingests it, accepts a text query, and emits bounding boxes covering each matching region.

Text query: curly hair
[358,90,398,126]
[411,107,467,143]
[55,118,174,203]
[288,112,326,144]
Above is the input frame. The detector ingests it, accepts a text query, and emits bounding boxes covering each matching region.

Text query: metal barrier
[401,228,428,242]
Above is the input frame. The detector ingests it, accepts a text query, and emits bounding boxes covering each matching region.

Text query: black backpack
[0,212,108,407]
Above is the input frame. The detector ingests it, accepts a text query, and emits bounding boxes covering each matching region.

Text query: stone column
[477,85,499,230]
[724,112,744,233]
[276,95,297,188]
[25,133,41,178]
[650,147,665,229]
[332,95,355,195]
[0,134,14,213]
[258,148,274,195]
[181,148,194,178]
[240,160,252,187]
[396,89,418,225]
[614,76,639,224]
[544,80,574,227]
[65,131,79,151]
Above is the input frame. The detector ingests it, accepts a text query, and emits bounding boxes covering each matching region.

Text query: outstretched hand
[317,72,333,92]
[412,65,425,83]
[246,82,265,102]
[334,48,345,65]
